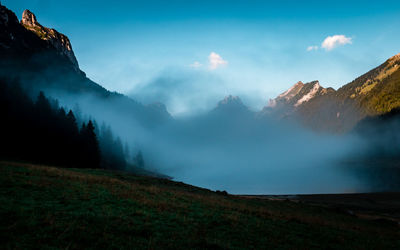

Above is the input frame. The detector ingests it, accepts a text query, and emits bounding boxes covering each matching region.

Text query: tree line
[0,78,141,170]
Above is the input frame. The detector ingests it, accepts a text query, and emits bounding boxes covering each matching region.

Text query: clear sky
[4,0,400,115]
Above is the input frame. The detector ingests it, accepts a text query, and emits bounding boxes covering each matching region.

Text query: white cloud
[190,61,202,68]
[208,52,228,70]
[321,35,352,51]
[307,45,319,51]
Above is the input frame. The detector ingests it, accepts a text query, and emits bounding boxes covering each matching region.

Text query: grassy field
[0,161,399,249]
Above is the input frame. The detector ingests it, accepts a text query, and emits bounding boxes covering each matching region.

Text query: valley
[1,2,400,248]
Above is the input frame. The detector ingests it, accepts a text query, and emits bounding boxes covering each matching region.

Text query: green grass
[0,161,399,249]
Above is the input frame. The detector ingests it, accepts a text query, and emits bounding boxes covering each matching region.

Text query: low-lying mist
[142,114,369,194]
[2,1,398,195]
[48,88,377,195]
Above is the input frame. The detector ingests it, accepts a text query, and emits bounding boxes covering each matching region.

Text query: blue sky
[4,0,400,115]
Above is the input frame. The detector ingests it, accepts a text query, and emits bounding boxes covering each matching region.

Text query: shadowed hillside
[1,161,399,249]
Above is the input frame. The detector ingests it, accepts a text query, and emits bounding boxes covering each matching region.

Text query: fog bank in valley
[41,81,385,195]
[142,112,368,194]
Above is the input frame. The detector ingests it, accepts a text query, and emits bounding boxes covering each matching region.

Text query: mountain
[263,53,400,132]
[4,2,400,134]
[20,9,79,70]
[336,53,400,115]
[212,95,252,116]
[0,5,82,77]
[209,95,257,129]
[262,81,335,119]
[0,4,171,127]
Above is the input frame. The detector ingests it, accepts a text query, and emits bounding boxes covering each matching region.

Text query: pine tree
[66,110,78,133]
[134,151,145,168]
[124,142,130,162]
[35,91,52,115]
[81,120,101,168]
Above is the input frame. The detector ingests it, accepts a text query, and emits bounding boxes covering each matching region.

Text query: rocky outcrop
[261,80,334,118]
[0,4,51,58]
[20,9,79,70]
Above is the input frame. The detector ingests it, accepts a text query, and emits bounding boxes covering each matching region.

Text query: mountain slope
[338,53,400,115]
[0,4,170,127]
[264,53,400,132]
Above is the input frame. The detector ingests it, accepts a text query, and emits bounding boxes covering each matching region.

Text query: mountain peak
[20,9,79,70]
[294,81,304,86]
[294,80,322,107]
[219,95,243,106]
[275,81,305,102]
[267,80,330,111]
[212,95,251,115]
[21,9,39,27]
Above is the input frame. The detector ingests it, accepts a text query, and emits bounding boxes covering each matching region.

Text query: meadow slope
[0,161,399,249]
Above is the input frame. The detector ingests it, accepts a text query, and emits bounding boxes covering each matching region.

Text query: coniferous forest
[0,77,128,170]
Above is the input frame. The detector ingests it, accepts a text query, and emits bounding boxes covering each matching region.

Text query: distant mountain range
[261,54,400,132]
[214,54,400,132]
[1,3,400,134]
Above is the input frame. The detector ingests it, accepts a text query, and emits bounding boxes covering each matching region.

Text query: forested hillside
[0,78,128,170]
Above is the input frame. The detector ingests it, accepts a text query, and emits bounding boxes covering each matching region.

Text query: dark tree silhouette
[134,151,145,168]
[0,77,133,170]
[0,78,102,169]
[98,123,126,170]
[80,120,101,168]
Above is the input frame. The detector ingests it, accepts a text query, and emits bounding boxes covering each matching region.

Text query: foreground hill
[1,161,399,249]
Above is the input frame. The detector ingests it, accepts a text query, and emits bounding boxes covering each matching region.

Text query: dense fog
[3,59,395,194]
[44,87,380,194]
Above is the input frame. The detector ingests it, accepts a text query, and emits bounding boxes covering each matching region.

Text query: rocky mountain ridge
[263,52,400,132]
[2,3,400,133]
[264,81,334,116]
[20,9,79,70]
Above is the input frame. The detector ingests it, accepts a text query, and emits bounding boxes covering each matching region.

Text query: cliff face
[20,9,79,70]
